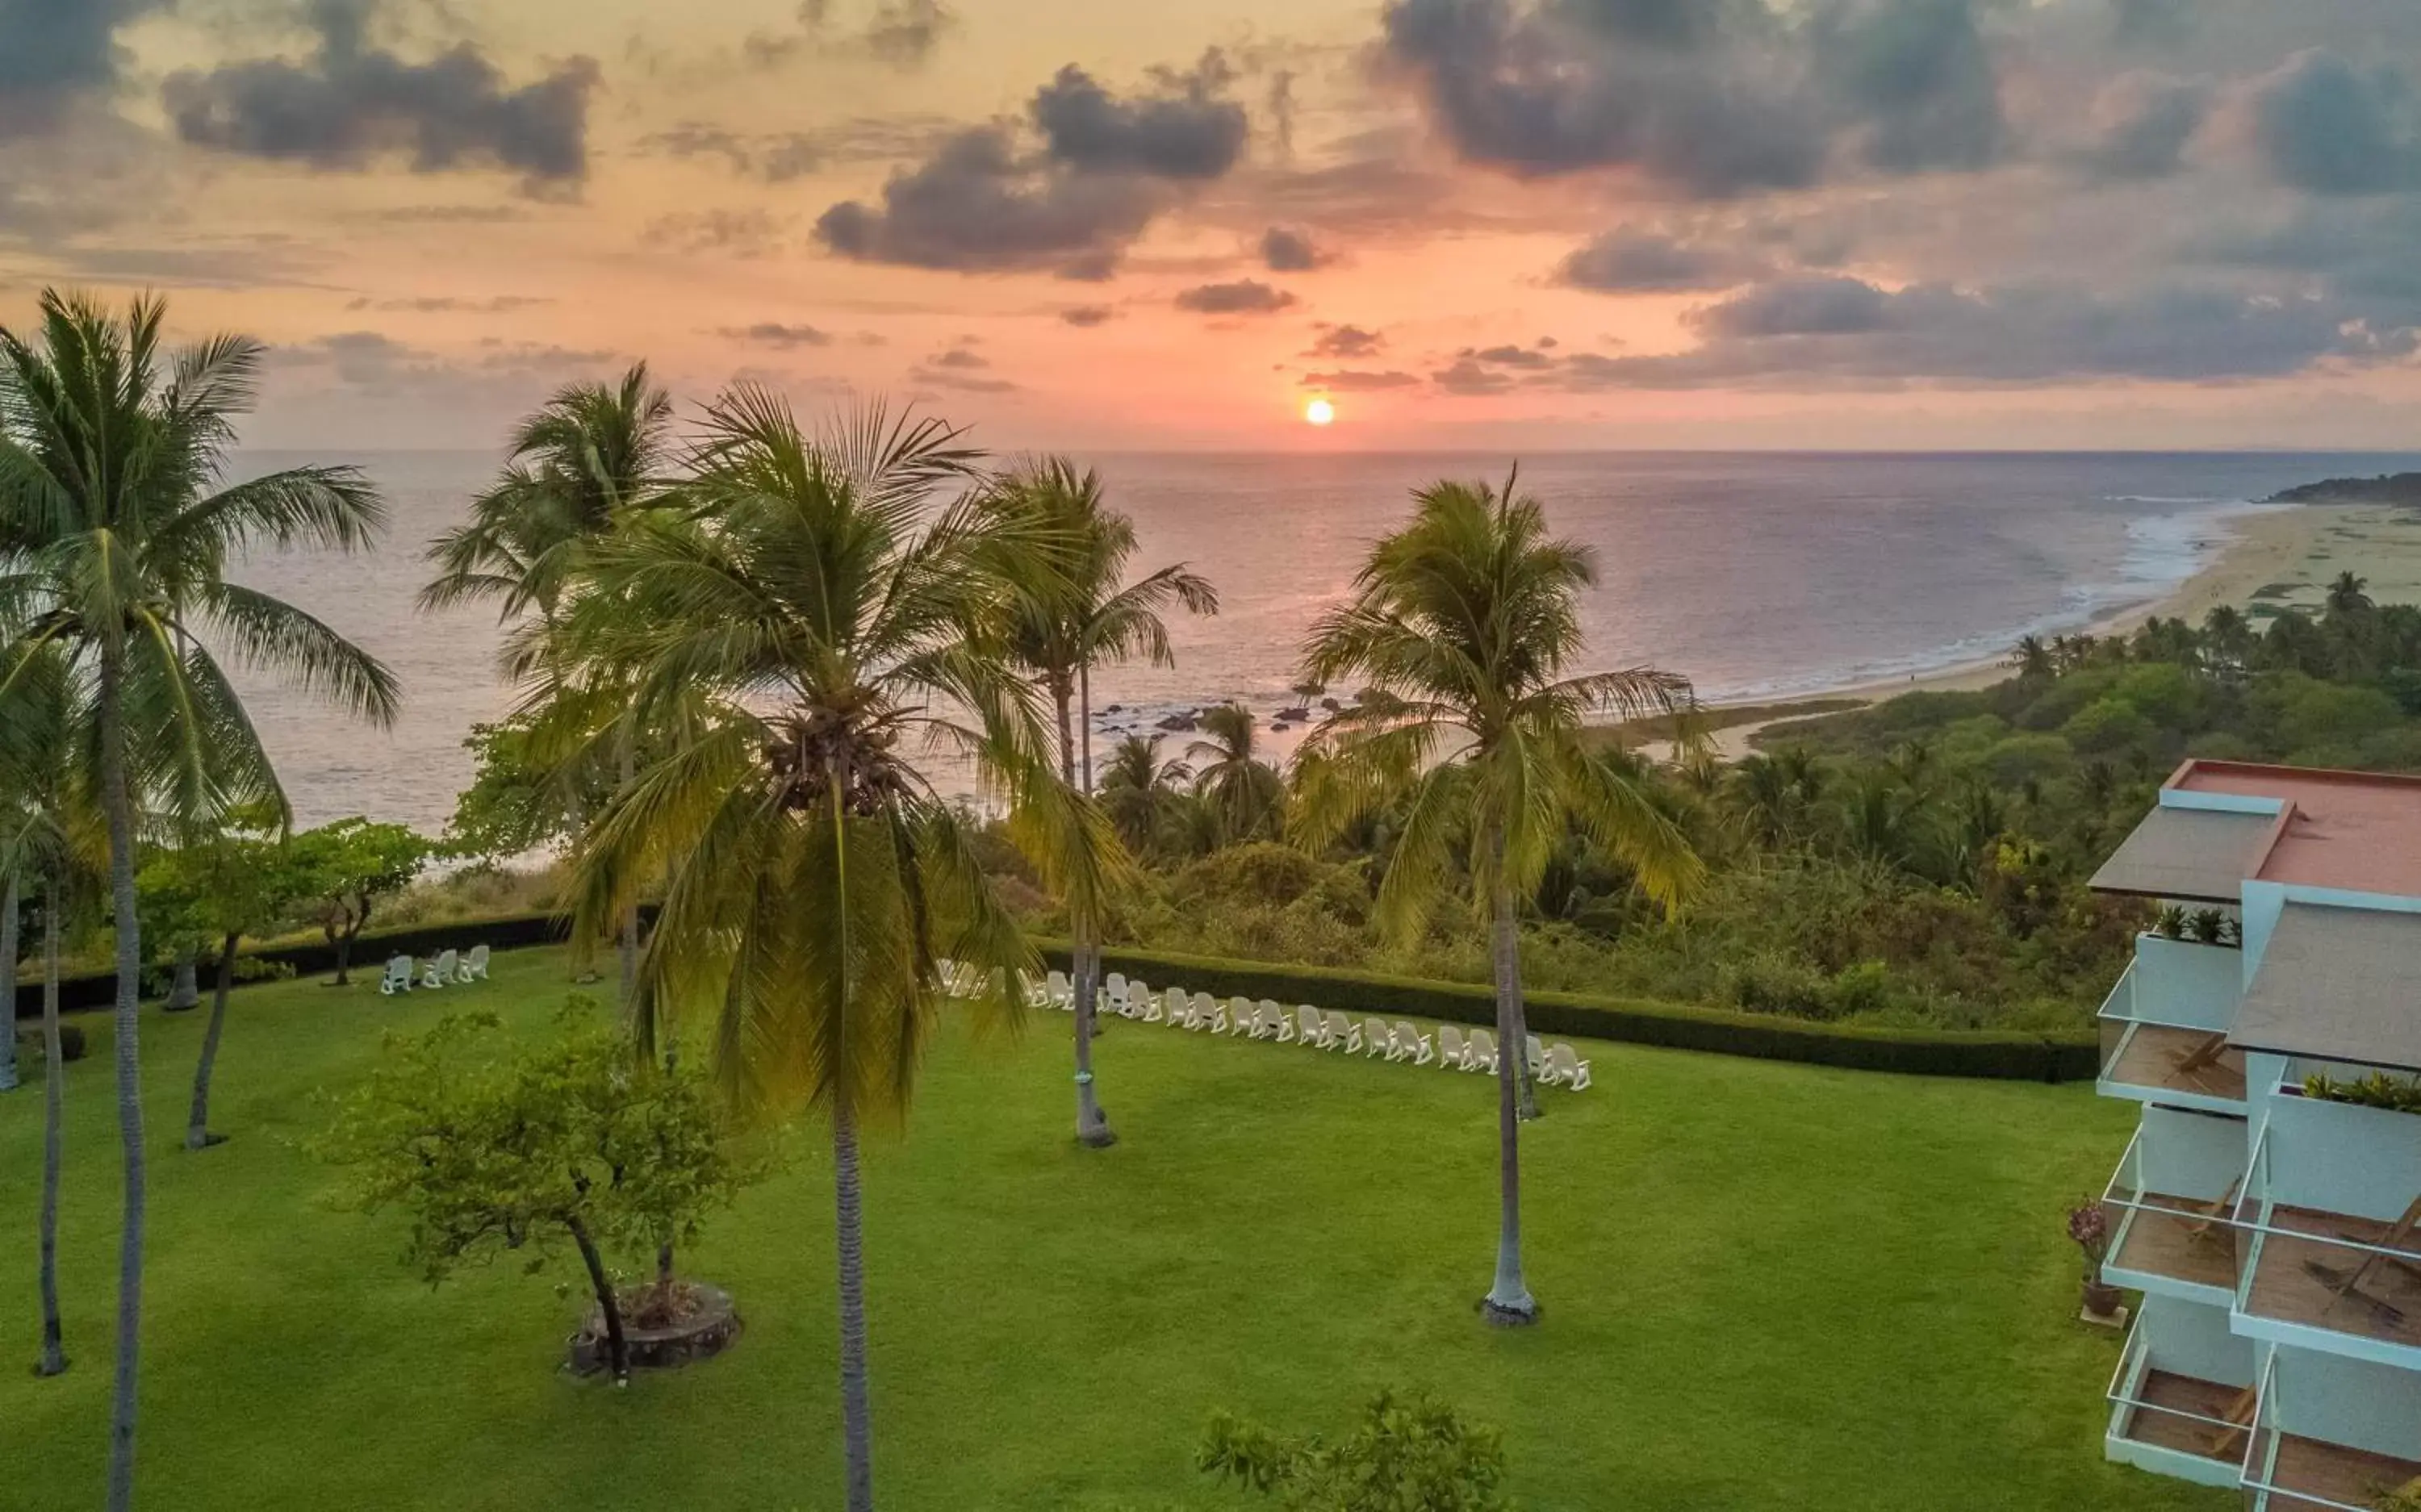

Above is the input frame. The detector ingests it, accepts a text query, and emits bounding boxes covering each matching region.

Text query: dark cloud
[751,0,960,70]
[2068,72,2210,181]
[1060,305,1117,326]
[928,345,988,369]
[719,323,834,349]
[1260,225,1328,271]
[164,0,600,191]
[1810,0,2006,173]
[643,208,791,256]
[1433,357,1513,395]
[1032,56,1248,180]
[817,57,1248,275]
[909,343,1016,391]
[1537,277,2420,388]
[642,124,823,183]
[2197,199,2421,318]
[0,0,166,137]
[2245,50,2421,196]
[1463,342,1556,369]
[1378,0,2016,195]
[1302,369,1420,391]
[1309,324,1383,357]
[1174,279,1297,314]
[1555,230,1765,291]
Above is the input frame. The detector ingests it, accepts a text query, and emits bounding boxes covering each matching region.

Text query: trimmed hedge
[1043,941,2098,1084]
[11,908,587,1022]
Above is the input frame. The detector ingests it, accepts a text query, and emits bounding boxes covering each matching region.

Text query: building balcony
[2235,1088,2421,1370]
[2100,1109,2248,1305]
[2098,938,2250,1113]
[2241,1347,2421,1510]
[2104,1295,2260,1489]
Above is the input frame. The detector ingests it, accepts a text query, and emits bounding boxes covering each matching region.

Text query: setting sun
[1305,398,1336,427]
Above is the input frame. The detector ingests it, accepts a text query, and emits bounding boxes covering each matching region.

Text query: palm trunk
[100,650,148,1510]
[568,1213,630,1385]
[2,867,19,1093]
[834,1102,875,1512]
[1482,868,1539,1326]
[37,878,65,1376]
[184,934,239,1151]
[617,733,638,1013]
[1055,680,1114,1149]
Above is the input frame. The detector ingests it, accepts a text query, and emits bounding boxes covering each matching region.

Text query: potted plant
[2151,905,2186,941]
[2188,908,2228,946]
[2068,1201,2125,1326]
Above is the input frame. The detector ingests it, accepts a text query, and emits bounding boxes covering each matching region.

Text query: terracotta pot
[2082,1280,2124,1318]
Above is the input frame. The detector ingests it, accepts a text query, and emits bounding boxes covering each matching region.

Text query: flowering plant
[2068,1202,2111,1279]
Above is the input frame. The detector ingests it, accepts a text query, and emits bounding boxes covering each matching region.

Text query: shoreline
[1637,501,2415,762]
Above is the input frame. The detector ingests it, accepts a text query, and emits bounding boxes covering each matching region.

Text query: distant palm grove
[7,290,2412,1508]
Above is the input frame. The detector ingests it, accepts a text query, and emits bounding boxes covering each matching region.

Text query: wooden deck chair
[2169,1032,2234,1092]
[2180,1177,2243,1250]
[2206,1385,2257,1458]
[2320,1194,2421,1310]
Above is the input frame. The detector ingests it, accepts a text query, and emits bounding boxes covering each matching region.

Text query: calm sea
[227,449,2421,832]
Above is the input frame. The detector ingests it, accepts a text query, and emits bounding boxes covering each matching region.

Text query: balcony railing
[2236,1112,2421,1368]
[2099,1128,2244,1301]
[2242,1354,2421,1511]
[2098,958,2248,1111]
[2103,1309,2260,1489]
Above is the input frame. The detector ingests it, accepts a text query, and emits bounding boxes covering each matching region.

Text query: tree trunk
[2,867,19,1093]
[617,733,638,1013]
[569,1214,630,1385]
[185,934,240,1151]
[37,878,65,1376]
[164,950,199,1013]
[332,913,358,987]
[1054,680,1114,1149]
[1481,873,1539,1326]
[100,649,148,1510]
[834,1103,876,1512]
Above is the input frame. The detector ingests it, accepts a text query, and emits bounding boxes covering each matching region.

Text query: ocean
[226,449,2421,833]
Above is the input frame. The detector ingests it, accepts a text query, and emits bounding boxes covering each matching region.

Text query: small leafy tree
[138,825,321,1148]
[295,818,432,984]
[314,1002,746,1384]
[446,716,601,866]
[1199,1389,1512,1511]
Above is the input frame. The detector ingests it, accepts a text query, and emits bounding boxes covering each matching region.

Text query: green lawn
[1,947,2226,1510]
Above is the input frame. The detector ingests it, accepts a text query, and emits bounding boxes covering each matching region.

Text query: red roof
[2170,761,2421,897]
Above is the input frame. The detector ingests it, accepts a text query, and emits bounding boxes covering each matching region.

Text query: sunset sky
[7,0,2421,450]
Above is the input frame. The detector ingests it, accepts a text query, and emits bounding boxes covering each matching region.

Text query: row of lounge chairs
[939,963,1591,1090]
[378,945,492,996]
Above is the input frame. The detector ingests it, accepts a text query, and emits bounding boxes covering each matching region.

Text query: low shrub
[15,1023,86,1064]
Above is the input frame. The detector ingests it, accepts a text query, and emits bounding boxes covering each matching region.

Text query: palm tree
[422,364,675,1006]
[1188,703,1286,846]
[2326,570,2374,616]
[1725,754,1798,850]
[564,395,1104,1512]
[0,638,86,1377]
[1293,475,1700,1326]
[986,457,1215,1147]
[2201,604,2255,675]
[2005,633,2054,681]
[1097,733,1190,854]
[0,290,399,1508]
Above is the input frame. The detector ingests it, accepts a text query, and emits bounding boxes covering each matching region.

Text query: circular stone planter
[568,1284,742,1376]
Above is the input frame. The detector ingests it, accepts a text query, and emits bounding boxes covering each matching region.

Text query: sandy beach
[1638,498,2421,763]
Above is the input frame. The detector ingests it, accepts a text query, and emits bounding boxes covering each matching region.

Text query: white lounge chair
[1323,1010,1360,1053]
[1546,1042,1591,1091]
[1436,1025,1467,1069]
[1162,987,1188,1025]
[1393,1021,1434,1066]
[1044,970,1073,1009]
[378,954,415,996]
[1291,1005,1319,1046]
[461,944,491,983]
[1190,992,1219,1031]
[1103,973,1128,1016]
[421,949,458,990]
[1466,1030,1499,1073]
[1253,1000,1284,1040]
[1361,1016,1392,1058]
[1526,1035,1548,1080]
[1219,996,1248,1036]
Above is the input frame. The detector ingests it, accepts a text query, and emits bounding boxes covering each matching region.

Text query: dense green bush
[15,1023,86,1063]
